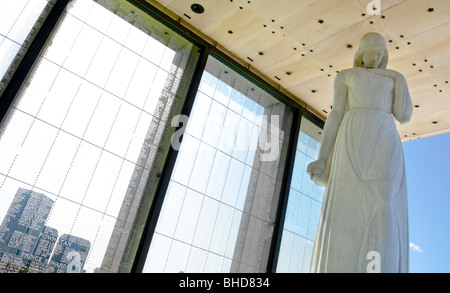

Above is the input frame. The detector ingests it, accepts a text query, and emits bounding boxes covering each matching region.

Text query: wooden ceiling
[145,0,450,141]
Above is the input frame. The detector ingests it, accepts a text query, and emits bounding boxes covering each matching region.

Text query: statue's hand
[307,159,326,182]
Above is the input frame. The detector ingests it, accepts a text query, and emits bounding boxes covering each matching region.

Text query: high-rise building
[0,188,91,273]
[49,234,91,273]
[0,188,54,258]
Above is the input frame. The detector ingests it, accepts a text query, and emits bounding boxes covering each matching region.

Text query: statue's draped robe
[310,68,412,273]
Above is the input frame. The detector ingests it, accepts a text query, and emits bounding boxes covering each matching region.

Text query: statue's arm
[392,72,413,124]
[307,72,347,183]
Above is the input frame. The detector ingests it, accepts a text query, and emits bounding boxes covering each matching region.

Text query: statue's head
[353,32,389,69]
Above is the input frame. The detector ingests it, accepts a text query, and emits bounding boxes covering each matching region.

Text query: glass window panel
[7,1,47,43]
[311,180,325,202]
[42,15,84,66]
[236,165,253,211]
[82,151,124,212]
[0,0,52,95]
[124,25,148,55]
[104,47,140,98]
[104,160,135,217]
[124,112,153,164]
[58,141,103,204]
[142,233,171,273]
[16,59,60,116]
[8,119,59,183]
[232,117,253,163]
[36,70,82,128]
[144,68,171,114]
[143,55,294,273]
[185,92,212,140]
[170,135,200,186]
[0,40,21,82]
[202,100,227,148]
[103,102,141,156]
[173,189,203,244]
[0,111,34,172]
[84,214,116,271]
[159,46,177,73]
[242,95,260,124]
[84,37,122,87]
[300,156,315,195]
[71,206,102,244]
[218,108,241,155]
[188,142,216,194]
[185,246,207,273]
[123,58,158,108]
[60,80,103,138]
[34,131,80,195]
[306,134,320,159]
[83,93,121,148]
[104,11,131,44]
[291,150,306,192]
[204,252,225,273]
[276,230,293,272]
[245,123,261,167]
[307,199,322,241]
[154,181,187,238]
[213,79,232,106]
[164,240,190,273]
[198,71,217,97]
[0,0,200,273]
[192,196,220,250]
[85,0,114,32]
[283,189,302,233]
[221,158,245,207]
[205,151,231,201]
[229,87,246,115]
[297,131,308,153]
[209,203,235,256]
[225,209,243,258]
[45,197,80,238]
[141,36,167,67]
[276,116,325,273]
[63,25,105,77]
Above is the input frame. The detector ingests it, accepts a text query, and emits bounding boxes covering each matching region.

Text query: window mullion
[0,0,70,125]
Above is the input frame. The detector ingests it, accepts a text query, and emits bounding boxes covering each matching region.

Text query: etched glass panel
[276,117,325,273]
[0,0,199,273]
[143,56,294,273]
[0,0,54,96]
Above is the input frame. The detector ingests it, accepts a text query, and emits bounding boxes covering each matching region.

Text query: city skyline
[0,187,91,273]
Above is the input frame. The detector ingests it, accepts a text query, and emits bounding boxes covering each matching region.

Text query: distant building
[49,234,91,273]
[0,188,54,257]
[32,226,58,262]
[0,188,90,273]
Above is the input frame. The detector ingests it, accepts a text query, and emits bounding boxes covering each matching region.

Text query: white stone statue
[306,32,413,273]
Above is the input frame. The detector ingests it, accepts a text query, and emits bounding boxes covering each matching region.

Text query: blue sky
[403,132,450,273]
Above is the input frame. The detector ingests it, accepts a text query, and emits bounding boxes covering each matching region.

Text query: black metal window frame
[0,0,71,125]
[0,0,325,273]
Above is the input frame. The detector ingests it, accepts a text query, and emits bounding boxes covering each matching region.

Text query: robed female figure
[307,32,413,273]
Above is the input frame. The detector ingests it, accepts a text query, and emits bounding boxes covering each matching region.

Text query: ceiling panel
[381,0,450,39]
[278,0,366,47]
[146,0,450,141]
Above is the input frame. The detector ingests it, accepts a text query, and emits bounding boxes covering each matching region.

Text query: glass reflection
[0,0,199,273]
[276,117,325,273]
[143,56,294,273]
[0,0,52,95]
